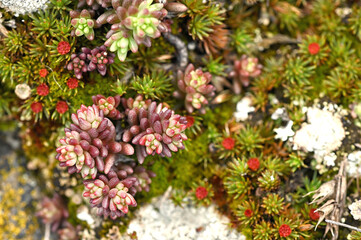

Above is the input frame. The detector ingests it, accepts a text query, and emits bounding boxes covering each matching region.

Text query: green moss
[137,157,170,202]
[202,102,234,128]
[169,131,213,189]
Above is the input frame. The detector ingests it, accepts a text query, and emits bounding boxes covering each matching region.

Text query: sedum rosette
[92,94,122,119]
[103,0,168,61]
[67,46,115,79]
[67,52,88,79]
[83,174,137,219]
[70,9,97,40]
[174,64,216,114]
[230,55,262,93]
[56,104,133,178]
[84,46,115,76]
[121,100,188,163]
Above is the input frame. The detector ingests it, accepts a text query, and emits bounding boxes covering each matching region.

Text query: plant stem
[325,219,361,233]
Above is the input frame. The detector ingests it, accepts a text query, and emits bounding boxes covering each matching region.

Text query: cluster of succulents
[69,0,187,61]
[56,94,188,218]
[56,104,132,178]
[121,98,188,163]
[67,46,115,79]
[83,174,137,219]
[102,0,169,61]
[3,0,361,239]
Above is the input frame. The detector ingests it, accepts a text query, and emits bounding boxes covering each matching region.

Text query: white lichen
[234,95,255,122]
[127,195,245,240]
[274,120,294,141]
[349,199,361,220]
[347,150,361,177]
[292,103,346,173]
[0,0,48,16]
[271,107,289,121]
[76,206,95,227]
[14,83,31,100]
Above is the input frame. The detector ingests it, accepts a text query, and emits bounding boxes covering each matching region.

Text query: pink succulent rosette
[36,194,69,232]
[174,64,216,114]
[56,104,134,178]
[230,55,262,94]
[83,174,137,219]
[92,94,122,119]
[122,100,188,164]
[121,95,152,115]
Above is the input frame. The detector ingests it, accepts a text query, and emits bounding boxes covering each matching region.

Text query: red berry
[195,186,208,200]
[67,78,79,89]
[31,102,43,113]
[309,208,320,221]
[222,137,235,150]
[244,209,253,217]
[247,158,260,171]
[57,41,71,55]
[39,68,48,78]
[37,83,49,96]
[56,101,68,114]
[308,42,320,55]
[279,224,292,237]
[186,116,195,128]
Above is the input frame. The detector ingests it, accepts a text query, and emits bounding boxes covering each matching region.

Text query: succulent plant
[36,194,69,232]
[83,46,115,75]
[121,95,152,114]
[114,161,156,192]
[70,9,96,41]
[77,0,111,10]
[81,158,156,219]
[67,53,88,79]
[56,104,134,178]
[83,174,137,219]
[230,55,262,94]
[121,99,188,164]
[174,64,216,114]
[92,94,122,119]
[102,0,168,61]
[57,222,80,240]
[67,46,115,78]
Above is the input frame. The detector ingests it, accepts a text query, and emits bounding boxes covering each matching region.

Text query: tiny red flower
[56,101,68,114]
[279,224,292,237]
[185,116,195,128]
[309,208,320,221]
[67,78,78,89]
[37,83,49,96]
[57,41,71,55]
[195,186,208,200]
[222,137,235,150]
[308,43,320,55]
[31,102,43,113]
[244,209,253,217]
[247,158,260,171]
[39,68,48,78]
